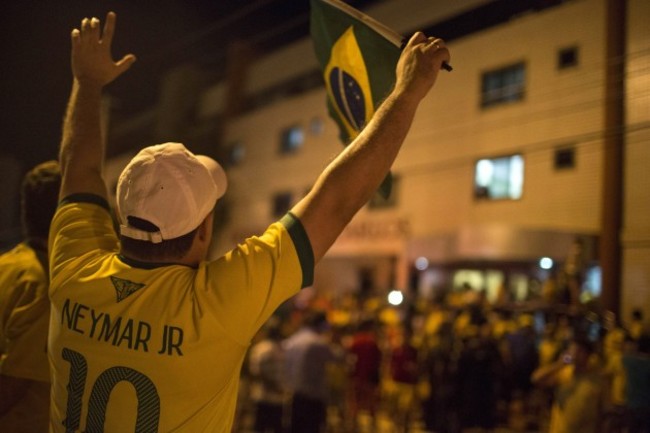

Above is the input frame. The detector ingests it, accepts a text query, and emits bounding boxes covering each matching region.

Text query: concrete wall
[395,0,605,237]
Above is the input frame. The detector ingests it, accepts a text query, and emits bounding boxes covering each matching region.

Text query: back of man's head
[116,143,227,262]
[21,160,61,241]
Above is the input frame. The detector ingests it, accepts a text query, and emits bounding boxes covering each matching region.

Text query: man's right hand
[394,32,450,103]
[71,12,136,87]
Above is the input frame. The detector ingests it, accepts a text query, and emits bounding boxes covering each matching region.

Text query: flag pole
[321,0,453,71]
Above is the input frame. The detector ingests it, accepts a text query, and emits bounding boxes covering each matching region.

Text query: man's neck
[119,251,200,269]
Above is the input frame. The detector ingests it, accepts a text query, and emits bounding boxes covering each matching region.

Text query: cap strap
[119,225,164,244]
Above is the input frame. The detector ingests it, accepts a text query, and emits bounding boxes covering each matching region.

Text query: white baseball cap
[116,142,227,243]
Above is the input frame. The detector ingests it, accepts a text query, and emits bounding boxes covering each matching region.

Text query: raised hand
[71,12,136,87]
[394,32,450,102]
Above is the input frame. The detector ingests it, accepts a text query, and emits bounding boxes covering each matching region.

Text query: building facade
[106,0,649,320]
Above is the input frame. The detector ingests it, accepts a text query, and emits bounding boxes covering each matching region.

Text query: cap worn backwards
[116,142,227,243]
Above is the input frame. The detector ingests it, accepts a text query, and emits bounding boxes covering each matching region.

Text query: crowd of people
[234,290,650,433]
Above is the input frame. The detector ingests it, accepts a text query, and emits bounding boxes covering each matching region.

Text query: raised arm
[59,12,136,200]
[291,32,450,262]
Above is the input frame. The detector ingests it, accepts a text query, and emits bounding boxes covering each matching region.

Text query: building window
[558,46,579,69]
[554,146,576,170]
[310,117,324,136]
[474,154,524,200]
[272,192,293,217]
[226,141,245,166]
[481,62,526,108]
[368,175,399,209]
[279,125,304,154]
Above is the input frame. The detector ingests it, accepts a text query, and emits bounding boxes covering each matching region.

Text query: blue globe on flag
[328,67,367,132]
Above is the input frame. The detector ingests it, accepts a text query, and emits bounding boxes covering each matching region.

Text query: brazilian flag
[310,0,402,199]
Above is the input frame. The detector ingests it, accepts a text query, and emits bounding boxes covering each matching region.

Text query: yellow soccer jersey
[0,242,51,383]
[48,194,313,433]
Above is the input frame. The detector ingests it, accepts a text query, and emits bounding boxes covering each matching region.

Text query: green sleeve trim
[281,212,314,288]
[59,193,110,211]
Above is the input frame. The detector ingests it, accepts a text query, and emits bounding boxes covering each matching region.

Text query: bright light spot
[476,159,494,187]
[539,257,554,270]
[584,266,602,297]
[509,155,524,199]
[388,290,404,306]
[415,257,429,271]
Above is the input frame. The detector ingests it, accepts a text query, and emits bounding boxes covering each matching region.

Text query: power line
[395,122,650,179]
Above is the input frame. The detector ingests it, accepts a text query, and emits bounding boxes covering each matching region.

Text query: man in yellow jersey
[532,336,605,433]
[47,12,450,433]
[0,161,60,433]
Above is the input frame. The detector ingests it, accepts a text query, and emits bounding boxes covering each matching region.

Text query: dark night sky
[2,1,202,167]
[0,1,269,169]
[0,0,379,172]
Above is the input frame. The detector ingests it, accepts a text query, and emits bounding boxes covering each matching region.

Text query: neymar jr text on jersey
[60,298,184,356]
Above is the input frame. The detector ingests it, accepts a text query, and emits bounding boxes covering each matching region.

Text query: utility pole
[600,0,626,316]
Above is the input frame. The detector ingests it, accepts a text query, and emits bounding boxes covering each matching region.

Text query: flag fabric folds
[310,0,401,199]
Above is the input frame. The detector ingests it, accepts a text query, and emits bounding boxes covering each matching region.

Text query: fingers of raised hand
[89,17,101,40]
[80,17,90,34]
[102,12,117,47]
[71,28,81,45]
[406,31,427,48]
[423,37,450,68]
[426,37,444,49]
[76,16,105,44]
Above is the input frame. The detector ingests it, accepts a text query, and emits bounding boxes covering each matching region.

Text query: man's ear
[196,218,211,241]
[196,212,214,242]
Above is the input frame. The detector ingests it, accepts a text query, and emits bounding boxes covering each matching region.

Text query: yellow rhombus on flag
[310,0,402,199]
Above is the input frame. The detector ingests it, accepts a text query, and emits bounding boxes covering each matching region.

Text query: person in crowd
[0,161,61,433]
[538,323,562,368]
[421,319,459,433]
[542,271,560,305]
[46,11,450,433]
[324,322,349,431]
[248,317,286,433]
[283,311,342,433]
[388,325,420,432]
[346,316,382,430]
[535,322,564,428]
[532,335,605,433]
[622,335,650,433]
[629,309,646,341]
[602,312,628,409]
[456,318,501,432]
[504,314,539,424]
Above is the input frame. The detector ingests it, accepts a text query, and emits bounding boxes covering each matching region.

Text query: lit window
[481,62,526,108]
[310,117,324,135]
[558,46,579,69]
[279,125,304,154]
[474,154,524,200]
[226,141,245,166]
